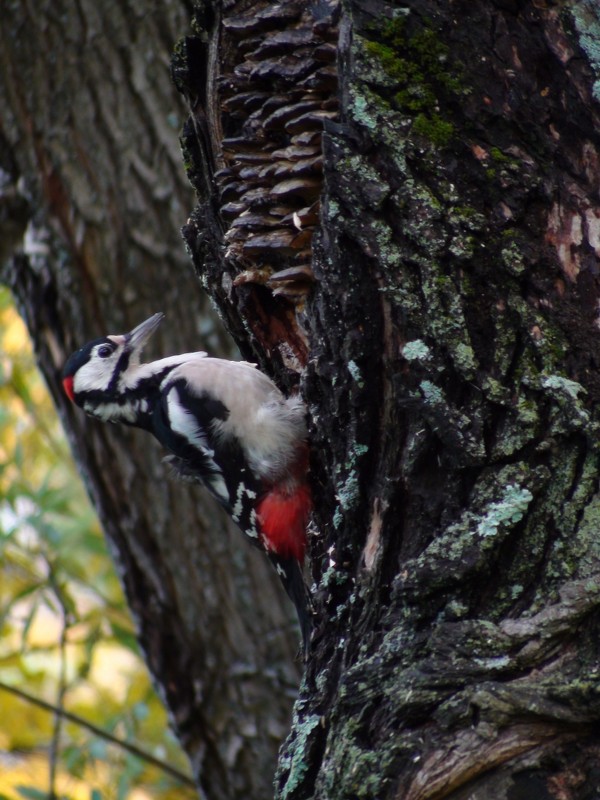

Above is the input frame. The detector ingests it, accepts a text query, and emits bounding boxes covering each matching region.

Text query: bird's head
[62,312,164,405]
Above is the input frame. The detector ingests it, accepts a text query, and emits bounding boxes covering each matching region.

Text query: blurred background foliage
[0,285,196,799]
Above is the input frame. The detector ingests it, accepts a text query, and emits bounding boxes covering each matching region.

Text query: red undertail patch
[256,484,312,562]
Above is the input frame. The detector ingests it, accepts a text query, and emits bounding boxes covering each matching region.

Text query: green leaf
[16,786,49,800]
[13,441,24,470]
[20,595,41,648]
[110,622,140,654]
[89,738,108,761]
[62,743,87,777]
[12,581,43,603]
[132,701,150,721]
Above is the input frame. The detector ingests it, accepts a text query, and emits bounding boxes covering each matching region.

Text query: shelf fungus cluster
[216,0,340,304]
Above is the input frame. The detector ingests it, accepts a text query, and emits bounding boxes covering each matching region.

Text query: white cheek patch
[74,357,116,394]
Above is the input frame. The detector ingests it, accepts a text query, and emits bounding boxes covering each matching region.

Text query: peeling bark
[172,0,341,381]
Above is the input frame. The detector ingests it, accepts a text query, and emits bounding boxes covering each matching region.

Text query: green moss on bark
[358,16,466,147]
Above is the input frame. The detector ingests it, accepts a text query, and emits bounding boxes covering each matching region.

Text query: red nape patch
[62,376,75,402]
[257,484,312,562]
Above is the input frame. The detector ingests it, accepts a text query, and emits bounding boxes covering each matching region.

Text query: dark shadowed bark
[4,0,600,799]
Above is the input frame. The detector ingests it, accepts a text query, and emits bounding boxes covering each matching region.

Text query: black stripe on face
[107,349,131,394]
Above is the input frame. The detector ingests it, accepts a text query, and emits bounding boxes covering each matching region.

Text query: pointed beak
[125,312,164,353]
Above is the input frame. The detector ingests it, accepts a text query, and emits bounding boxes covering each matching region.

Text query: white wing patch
[165,386,231,506]
[166,388,215,456]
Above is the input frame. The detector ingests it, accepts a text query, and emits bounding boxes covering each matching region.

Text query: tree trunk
[290,2,600,798]
[0,4,301,799]
[4,0,600,798]
[175,0,600,798]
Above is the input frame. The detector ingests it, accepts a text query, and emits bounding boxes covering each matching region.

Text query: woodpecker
[62,313,312,651]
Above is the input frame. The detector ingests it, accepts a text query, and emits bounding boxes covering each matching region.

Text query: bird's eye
[98,345,114,359]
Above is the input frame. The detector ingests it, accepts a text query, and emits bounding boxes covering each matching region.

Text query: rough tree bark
[174,0,600,798]
[0,4,302,800]
[4,0,600,799]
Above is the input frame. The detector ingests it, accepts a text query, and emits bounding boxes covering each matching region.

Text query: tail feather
[269,553,312,656]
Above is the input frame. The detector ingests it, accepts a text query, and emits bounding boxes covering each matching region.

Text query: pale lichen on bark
[571,0,600,102]
[277,0,600,797]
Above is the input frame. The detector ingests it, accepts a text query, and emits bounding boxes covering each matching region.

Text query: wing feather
[154,381,231,507]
